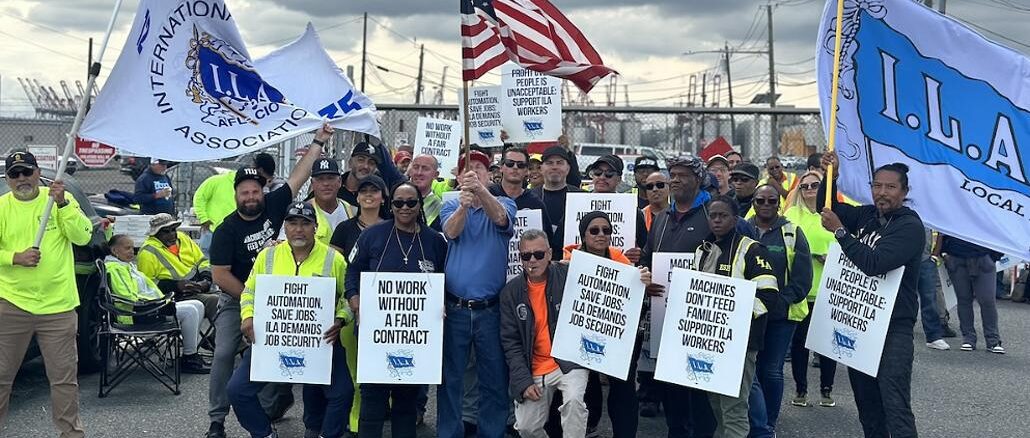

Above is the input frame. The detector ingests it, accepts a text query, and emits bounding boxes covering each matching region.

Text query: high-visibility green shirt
[785,204,834,301]
[105,257,165,324]
[0,188,93,315]
[193,171,237,230]
[137,232,210,282]
[240,241,352,324]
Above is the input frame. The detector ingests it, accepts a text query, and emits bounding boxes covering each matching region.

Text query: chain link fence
[0,105,824,213]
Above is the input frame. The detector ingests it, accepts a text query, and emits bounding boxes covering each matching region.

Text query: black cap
[578,211,612,239]
[729,162,760,181]
[5,151,38,172]
[350,142,380,163]
[541,146,568,163]
[588,154,624,174]
[634,156,660,171]
[285,202,317,223]
[357,175,387,194]
[234,167,268,189]
[311,158,341,177]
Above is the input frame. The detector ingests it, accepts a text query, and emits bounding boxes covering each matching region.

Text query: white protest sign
[27,145,58,170]
[459,85,503,147]
[648,253,696,358]
[937,264,958,311]
[805,243,904,377]
[500,64,562,143]
[357,272,445,384]
[251,275,336,384]
[413,117,462,174]
[507,210,544,280]
[563,193,638,250]
[654,268,756,397]
[551,250,645,380]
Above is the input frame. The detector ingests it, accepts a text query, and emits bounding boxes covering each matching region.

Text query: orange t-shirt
[528,279,560,376]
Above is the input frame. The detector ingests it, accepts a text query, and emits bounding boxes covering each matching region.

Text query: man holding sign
[819,154,925,438]
[227,202,354,438]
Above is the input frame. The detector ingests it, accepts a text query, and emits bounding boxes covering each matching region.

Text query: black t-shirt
[210,184,295,282]
[540,187,571,260]
[330,217,365,263]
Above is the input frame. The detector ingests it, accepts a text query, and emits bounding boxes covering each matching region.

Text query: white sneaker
[960,343,975,351]
[988,345,1006,354]
[926,339,950,350]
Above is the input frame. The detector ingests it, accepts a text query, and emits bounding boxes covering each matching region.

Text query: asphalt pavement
[5,301,1029,437]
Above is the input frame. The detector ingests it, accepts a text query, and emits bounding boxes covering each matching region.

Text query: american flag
[460,0,615,93]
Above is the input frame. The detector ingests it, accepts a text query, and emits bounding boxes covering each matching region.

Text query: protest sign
[414,117,462,174]
[459,85,503,147]
[648,253,696,358]
[805,244,904,377]
[507,210,544,280]
[500,64,562,143]
[358,272,445,384]
[654,268,756,397]
[551,251,645,380]
[251,275,336,385]
[938,264,958,311]
[563,193,638,250]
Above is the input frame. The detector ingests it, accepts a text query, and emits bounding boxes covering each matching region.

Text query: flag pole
[823,0,846,210]
[461,80,472,172]
[34,0,124,248]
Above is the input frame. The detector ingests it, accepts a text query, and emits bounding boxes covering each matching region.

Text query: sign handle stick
[461,80,472,172]
[34,0,124,248]
[823,0,846,211]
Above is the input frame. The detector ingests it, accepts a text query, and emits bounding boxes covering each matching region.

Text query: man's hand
[12,248,41,267]
[242,318,255,344]
[820,208,844,233]
[814,254,827,265]
[49,180,67,205]
[460,171,485,194]
[820,153,840,177]
[314,123,334,144]
[196,280,212,293]
[201,221,212,233]
[522,384,542,401]
[645,283,665,298]
[625,247,642,264]
[323,318,345,344]
[638,266,652,286]
[459,190,476,209]
[348,296,360,325]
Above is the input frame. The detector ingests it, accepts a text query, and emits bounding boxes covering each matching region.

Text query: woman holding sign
[693,195,780,438]
[344,181,448,438]
[819,154,925,438]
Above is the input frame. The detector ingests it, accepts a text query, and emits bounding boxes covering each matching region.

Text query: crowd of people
[0,124,1025,438]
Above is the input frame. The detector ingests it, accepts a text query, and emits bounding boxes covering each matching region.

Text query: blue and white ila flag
[80,0,326,162]
[818,0,1030,259]
[255,23,380,139]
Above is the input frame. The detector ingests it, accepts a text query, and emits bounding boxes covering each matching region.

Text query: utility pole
[939,0,947,13]
[766,4,779,155]
[724,42,737,144]
[361,12,368,92]
[415,44,425,104]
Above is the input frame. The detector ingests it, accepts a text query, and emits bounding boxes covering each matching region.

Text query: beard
[12,183,38,201]
[238,199,265,216]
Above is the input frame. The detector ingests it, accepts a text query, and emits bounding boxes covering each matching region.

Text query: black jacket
[499,262,580,401]
[531,184,584,260]
[747,216,813,320]
[819,180,924,330]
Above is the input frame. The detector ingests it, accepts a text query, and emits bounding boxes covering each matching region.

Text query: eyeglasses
[588,226,613,236]
[754,198,779,206]
[391,199,419,209]
[502,159,528,169]
[590,169,618,179]
[6,167,33,178]
[799,182,820,190]
[644,182,667,191]
[520,250,548,261]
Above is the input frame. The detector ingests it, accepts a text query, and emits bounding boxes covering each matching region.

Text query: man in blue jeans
[920,228,950,350]
[439,149,517,438]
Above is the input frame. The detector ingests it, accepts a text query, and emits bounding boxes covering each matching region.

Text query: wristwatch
[834,227,847,240]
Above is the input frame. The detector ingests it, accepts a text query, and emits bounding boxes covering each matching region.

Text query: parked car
[575,143,668,178]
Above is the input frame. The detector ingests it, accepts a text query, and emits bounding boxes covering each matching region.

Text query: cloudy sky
[1,0,1029,117]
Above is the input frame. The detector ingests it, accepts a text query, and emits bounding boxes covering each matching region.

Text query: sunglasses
[754,198,779,206]
[520,250,548,261]
[729,176,754,183]
[644,182,667,191]
[590,169,619,179]
[588,226,613,236]
[799,182,820,190]
[502,159,528,169]
[6,167,33,178]
[391,199,419,209]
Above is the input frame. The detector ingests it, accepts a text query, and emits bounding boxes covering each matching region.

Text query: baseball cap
[351,142,380,163]
[729,162,761,181]
[588,154,624,174]
[5,151,38,172]
[357,175,388,194]
[311,158,341,177]
[634,156,660,171]
[285,202,317,223]
[393,150,412,165]
[457,150,492,173]
[706,154,730,168]
[234,167,268,189]
[540,146,568,163]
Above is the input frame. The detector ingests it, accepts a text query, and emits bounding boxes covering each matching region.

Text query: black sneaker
[182,354,211,374]
[205,422,226,438]
[943,326,958,338]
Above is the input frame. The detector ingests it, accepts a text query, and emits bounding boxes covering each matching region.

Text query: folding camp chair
[96,260,183,397]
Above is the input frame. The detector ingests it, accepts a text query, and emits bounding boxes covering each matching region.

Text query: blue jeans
[748,319,796,438]
[437,303,509,438]
[228,344,353,438]
[917,259,945,342]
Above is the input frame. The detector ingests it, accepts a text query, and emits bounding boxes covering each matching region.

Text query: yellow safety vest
[137,232,210,282]
[105,258,165,324]
[240,241,351,324]
[695,236,778,319]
